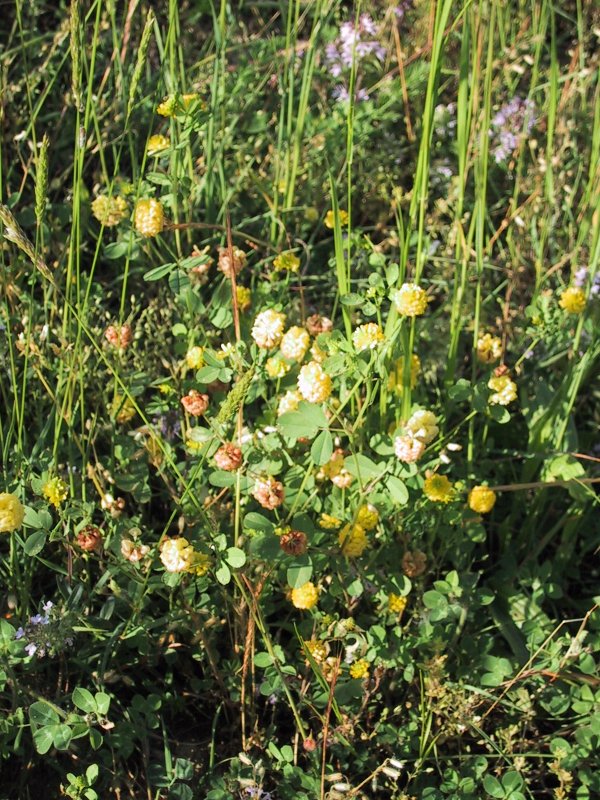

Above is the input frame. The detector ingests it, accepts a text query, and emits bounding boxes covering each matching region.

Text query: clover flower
[251,309,286,349]
[160,537,195,573]
[277,389,302,416]
[423,472,454,503]
[352,322,385,352]
[42,477,68,508]
[405,409,439,444]
[236,286,252,312]
[273,251,300,273]
[488,374,517,406]
[252,477,285,510]
[304,638,328,663]
[105,323,132,349]
[318,449,353,489]
[218,246,246,278]
[185,346,204,370]
[280,326,310,362]
[394,435,426,463]
[279,529,308,556]
[324,209,348,229]
[265,355,291,379]
[214,443,243,471]
[134,198,164,237]
[298,362,332,403]
[339,523,368,557]
[291,581,319,610]
[121,537,150,563]
[76,525,103,552]
[91,195,128,227]
[356,504,379,530]
[349,658,370,679]
[388,594,408,614]
[305,315,333,336]
[146,134,170,155]
[559,286,586,314]
[468,485,497,514]
[156,93,199,117]
[181,390,209,416]
[477,333,502,363]
[0,492,25,533]
[392,283,428,317]
[319,513,342,530]
[402,549,427,577]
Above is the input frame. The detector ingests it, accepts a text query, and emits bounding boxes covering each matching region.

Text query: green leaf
[311,429,333,466]
[196,366,221,383]
[344,454,384,482]
[32,726,55,754]
[243,513,275,534]
[215,563,231,585]
[287,556,313,588]
[23,530,47,556]
[72,687,97,714]
[225,547,246,568]
[340,293,363,306]
[386,475,409,505]
[253,652,272,668]
[143,262,176,281]
[53,723,73,750]
[483,775,504,798]
[29,701,60,727]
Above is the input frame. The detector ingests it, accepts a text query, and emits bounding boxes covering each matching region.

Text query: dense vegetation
[1,1,599,798]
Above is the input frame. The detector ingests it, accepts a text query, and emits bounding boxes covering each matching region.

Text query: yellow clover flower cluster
[159,537,210,576]
[297,362,332,404]
[291,581,319,609]
[423,472,454,503]
[91,195,128,227]
[42,477,68,509]
[559,286,586,314]
[0,492,25,533]
[146,134,170,155]
[468,485,496,514]
[339,523,369,557]
[273,251,300,273]
[488,374,517,406]
[352,323,385,353]
[392,283,428,317]
[134,198,164,237]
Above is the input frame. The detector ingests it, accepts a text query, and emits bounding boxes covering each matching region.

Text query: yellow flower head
[392,283,428,317]
[277,389,303,416]
[388,593,408,614]
[134,198,164,237]
[159,536,194,573]
[423,473,454,503]
[251,309,286,349]
[488,375,517,406]
[352,323,385,353]
[157,93,199,117]
[91,195,128,227]
[324,209,349,229]
[265,355,291,379]
[319,513,342,530]
[189,551,211,576]
[42,477,68,509]
[0,493,25,533]
[291,581,319,610]
[405,409,439,444]
[477,333,502,364]
[146,134,170,155]
[310,340,328,364]
[339,523,369,557]
[236,285,252,312]
[273,251,300,273]
[185,346,204,370]
[318,450,353,489]
[349,658,370,679]
[468,485,496,514]
[559,286,586,314]
[388,354,421,394]
[356,504,379,531]
[280,326,311,362]
[298,362,332,404]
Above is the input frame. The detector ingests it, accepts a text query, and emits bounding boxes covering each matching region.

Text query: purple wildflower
[574,267,588,287]
[490,97,536,163]
[25,643,37,657]
[15,627,25,640]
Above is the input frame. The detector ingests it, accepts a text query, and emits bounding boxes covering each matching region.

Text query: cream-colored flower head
[391,283,428,317]
[91,195,128,227]
[160,537,194,573]
[0,493,25,533]
[394,435,426,463]
[280,326,311,361]
[297,362,332,403]
[134,198,164,237]
[277,389,302,416]
[251,309,286,349]
[477,333,502,364]
[405,409,439,444]
[352,323,385,352]
[488,375,517,406]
